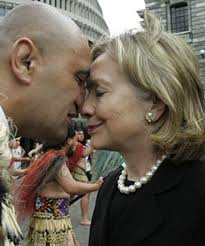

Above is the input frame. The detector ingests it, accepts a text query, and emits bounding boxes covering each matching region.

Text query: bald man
[0,2,91,245]
[0,2,90,143]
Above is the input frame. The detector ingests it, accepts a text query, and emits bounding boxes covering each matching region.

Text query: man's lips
[67,113,78,124]
[88,123,103,134]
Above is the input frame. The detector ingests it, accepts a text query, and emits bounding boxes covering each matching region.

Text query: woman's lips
[88,123,103,134]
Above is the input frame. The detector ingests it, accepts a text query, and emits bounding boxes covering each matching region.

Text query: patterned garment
[34,196,69,217]
[27,196,79,246]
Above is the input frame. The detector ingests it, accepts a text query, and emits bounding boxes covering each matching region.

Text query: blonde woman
[82,12,205,246]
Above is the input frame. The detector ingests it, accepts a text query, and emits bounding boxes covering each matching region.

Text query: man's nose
[75,87,86,112]
[69,103,78,117]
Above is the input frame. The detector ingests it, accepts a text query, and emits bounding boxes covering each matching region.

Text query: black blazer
[89,159,205,246]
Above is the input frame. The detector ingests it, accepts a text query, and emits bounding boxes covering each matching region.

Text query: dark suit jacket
[89,159,205,246]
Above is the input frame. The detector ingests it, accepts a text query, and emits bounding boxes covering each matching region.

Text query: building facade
[0,0,109,42]
[144,0,205,85]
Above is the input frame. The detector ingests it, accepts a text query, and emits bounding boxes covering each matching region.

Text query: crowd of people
[0,2,205,246]
[6,128,97,244]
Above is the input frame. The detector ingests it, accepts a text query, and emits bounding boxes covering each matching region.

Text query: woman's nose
[81,97,95,119]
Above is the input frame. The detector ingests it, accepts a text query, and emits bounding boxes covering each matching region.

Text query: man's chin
[45,130,67,144]
[22,128,67,145]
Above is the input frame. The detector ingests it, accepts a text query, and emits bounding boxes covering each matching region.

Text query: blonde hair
[92,12,205,160]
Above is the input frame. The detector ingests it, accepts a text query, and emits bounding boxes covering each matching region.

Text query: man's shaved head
[0,2,91,143]
[0,2,85,55]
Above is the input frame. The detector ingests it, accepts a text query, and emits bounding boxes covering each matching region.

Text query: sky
[98,0,146,35]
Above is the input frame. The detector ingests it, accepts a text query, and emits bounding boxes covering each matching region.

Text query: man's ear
[10,37,39,85]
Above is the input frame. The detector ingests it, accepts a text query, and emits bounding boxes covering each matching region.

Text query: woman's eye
[95,90,105,97]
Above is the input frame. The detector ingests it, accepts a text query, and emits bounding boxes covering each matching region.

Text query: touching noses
[81,96,95,118]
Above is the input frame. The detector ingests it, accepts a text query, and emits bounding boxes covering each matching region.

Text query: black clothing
[89,159,205,246]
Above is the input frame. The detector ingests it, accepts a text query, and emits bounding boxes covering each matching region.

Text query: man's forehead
[70,35,90,54]
[72,47,91,74]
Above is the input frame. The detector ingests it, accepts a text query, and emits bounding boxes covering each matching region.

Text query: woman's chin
[91,139,105,150]
[91,142,104,150]
[91,140,113,151]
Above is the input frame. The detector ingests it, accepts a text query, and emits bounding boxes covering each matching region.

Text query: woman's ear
[148,96,166,122]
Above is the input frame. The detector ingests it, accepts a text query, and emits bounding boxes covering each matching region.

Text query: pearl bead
[146,171,153,178]
[122,170,126,175]
[134,182,142,188]
[129,185,136,192]
[122,163,126,168]
[119,175,125,181]
[151,166,158,171]
[118,176,124,182]
[118,184,123,190]
[140,176,148,184]
[123,187,129,194]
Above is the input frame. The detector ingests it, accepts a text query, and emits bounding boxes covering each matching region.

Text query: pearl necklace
[118,156,166,194]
